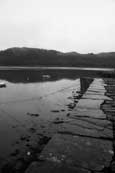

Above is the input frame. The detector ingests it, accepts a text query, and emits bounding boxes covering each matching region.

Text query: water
[0,70,82,168]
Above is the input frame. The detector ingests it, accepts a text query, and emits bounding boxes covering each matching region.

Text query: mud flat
[25,78,115,173]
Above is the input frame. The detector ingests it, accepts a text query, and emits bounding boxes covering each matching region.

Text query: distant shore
[0,66,114,72]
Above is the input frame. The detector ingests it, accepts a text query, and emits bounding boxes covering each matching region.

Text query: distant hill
[0,47,115,68]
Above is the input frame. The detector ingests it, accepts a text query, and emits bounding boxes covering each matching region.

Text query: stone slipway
[25,78,114,173]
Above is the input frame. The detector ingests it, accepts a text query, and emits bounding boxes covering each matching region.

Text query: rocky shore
[1,77,115,173]
[25,78,115,173]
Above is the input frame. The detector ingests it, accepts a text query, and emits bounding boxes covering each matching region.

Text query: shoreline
[0,66,114,72]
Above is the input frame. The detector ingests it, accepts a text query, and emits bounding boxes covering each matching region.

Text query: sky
[0,0,115,53]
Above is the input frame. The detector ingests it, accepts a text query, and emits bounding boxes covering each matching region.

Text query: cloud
[0,0,115,53]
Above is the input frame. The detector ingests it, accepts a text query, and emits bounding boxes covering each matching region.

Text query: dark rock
[29,127,36,133]
[10,149,20,156]
[20,136,27,141]
[53,120,64,124]
[27,112,40,117]
[39,136,51,145]
[51,110,60,113]
[61,109,65,112]
[67,113,70,117]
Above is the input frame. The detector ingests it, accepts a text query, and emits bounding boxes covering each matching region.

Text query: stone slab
[38,134,113,172]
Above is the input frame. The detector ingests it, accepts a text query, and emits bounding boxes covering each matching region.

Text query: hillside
[0,47,115,68]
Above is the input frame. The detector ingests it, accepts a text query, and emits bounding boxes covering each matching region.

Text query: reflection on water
[0,70,95,171]
[80,78,94,94]
[0,69,102,83]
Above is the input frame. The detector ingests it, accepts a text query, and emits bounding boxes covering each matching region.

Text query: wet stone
[71,108,106,119]
[58,122,113,140]
[38,134,113,172]
[25,160,87,173]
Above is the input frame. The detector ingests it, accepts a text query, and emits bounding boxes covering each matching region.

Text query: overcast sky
[0,0,115,53]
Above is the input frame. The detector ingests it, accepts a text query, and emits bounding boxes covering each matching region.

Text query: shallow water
[0,70,83,166]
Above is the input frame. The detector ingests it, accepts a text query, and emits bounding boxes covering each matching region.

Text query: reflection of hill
[0,47,115,67]
[0,70,100,83]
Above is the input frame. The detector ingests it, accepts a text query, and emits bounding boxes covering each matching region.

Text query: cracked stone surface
[38,134,113,171]
[25,78,115,173]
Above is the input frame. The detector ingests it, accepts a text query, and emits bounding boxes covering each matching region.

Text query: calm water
[0,69,109,170]
[0,70,82,167]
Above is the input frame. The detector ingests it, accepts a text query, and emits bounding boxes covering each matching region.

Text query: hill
[0,47,115,68]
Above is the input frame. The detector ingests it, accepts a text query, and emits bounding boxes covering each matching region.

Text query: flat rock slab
[75,99,104,109]
[83,92,112,100]
[34,134,113,172]
[72,108,106,118]
[25,160,86,173]
[58,119,113,139]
